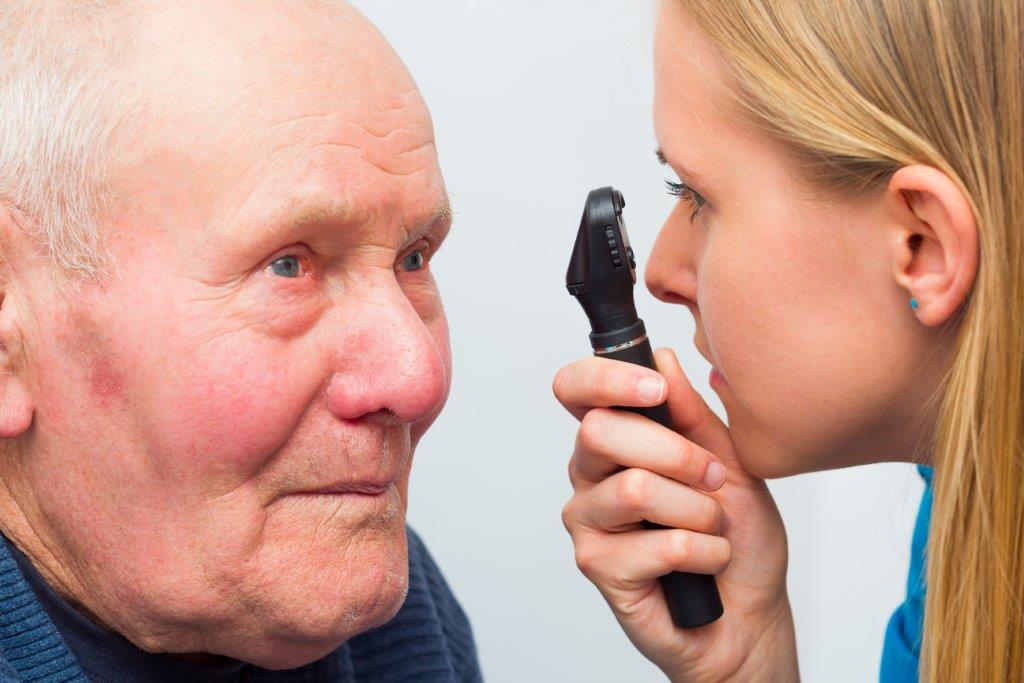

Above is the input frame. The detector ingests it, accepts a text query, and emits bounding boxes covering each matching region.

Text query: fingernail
[703,462,726,490]
[637,376,666,403]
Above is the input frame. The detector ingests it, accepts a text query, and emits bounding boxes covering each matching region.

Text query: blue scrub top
[880,465,934,682]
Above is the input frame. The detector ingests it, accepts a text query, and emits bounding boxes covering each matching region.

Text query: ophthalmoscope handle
[596,329,724,630]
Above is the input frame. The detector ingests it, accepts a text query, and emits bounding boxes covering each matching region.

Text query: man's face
[12,0,451,667]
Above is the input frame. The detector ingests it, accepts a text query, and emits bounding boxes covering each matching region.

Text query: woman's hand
[553,348,798,682]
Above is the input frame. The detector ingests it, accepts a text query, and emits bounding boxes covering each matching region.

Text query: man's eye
[269,254,303,278]
[402,250,426,272]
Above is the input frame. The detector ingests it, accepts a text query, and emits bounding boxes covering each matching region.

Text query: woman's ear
[887,164,979,327]
[0,210,34,439]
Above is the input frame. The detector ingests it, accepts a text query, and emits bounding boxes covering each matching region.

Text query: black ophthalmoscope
[566,186,724,629]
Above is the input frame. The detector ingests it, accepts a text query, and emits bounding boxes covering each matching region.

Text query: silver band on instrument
[593,334,648,355]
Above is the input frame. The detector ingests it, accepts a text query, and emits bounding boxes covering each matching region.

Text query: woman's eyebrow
[655,148,703,183]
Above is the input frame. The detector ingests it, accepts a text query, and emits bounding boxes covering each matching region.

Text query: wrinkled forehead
[110,0,442,247]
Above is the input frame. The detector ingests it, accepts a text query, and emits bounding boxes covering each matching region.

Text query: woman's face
[649,2,947,478]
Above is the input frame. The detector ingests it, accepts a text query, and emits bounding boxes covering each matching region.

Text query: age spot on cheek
[88,354,127,408]
[56,308,129,411]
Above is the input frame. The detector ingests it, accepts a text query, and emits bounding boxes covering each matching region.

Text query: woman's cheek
[700,249,781,415]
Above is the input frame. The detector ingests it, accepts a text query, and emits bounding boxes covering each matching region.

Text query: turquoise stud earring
[910,297,919,310]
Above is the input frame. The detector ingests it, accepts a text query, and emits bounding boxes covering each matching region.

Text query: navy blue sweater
[0,527,481,682]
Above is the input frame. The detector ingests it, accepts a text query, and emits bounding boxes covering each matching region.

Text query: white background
[350,2,927,681]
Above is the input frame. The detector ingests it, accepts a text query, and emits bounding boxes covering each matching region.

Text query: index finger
[553,356,668,421]
[571,408,726,491]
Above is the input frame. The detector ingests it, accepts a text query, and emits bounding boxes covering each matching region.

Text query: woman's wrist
[665,599,799,683]
[728,601,799,682]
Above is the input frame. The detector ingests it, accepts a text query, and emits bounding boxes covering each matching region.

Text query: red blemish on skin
[57,307,128,410]
[89,354,126,408]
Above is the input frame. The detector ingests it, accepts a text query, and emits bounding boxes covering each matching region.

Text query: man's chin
[244,590,409,670]
[217,557,411,670]
[204,507,412,669]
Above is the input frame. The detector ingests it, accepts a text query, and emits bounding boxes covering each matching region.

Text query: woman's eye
[269,254,303,278]
[402,249,426,272]
[665,179,706,222]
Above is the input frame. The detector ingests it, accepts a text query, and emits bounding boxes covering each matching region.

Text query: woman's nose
[324,285,449,425]
[644,204,700,309]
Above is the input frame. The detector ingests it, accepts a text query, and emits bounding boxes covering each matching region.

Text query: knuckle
[663,529,693,562]
[671,438,700,478]
[551,366,571,400]
[615,469,651,515]
[574,543,600,578]
[561,497,585,532]
[560,499,577,532]
[577,408,610,453]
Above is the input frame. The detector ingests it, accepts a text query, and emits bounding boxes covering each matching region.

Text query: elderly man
[0,0,480,680]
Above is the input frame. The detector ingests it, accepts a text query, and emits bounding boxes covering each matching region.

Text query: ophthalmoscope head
[565,186,639,335]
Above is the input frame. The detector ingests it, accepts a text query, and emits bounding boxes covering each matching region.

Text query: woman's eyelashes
[665,179,707,222]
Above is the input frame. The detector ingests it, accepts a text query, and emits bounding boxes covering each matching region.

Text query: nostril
[660,291,691,305]
[362,409,403,427]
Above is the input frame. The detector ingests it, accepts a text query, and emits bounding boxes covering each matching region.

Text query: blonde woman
[553,1,1021,680]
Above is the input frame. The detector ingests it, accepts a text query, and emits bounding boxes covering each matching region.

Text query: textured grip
[600,337,725,629]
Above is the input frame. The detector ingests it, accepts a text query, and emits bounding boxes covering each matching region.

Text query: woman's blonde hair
[673,0,1023,679]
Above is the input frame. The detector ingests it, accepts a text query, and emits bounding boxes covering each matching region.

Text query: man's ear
[887,165,979,327]
[0,209,34,439]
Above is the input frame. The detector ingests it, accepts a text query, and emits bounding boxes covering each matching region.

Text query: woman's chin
[730,431,816,480]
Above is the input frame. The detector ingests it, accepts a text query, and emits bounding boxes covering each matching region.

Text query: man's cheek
[411,311,451,445]
[404,277,446,327]
[428,313,452,409]
[427,304,452,382]
[144,345,319,485]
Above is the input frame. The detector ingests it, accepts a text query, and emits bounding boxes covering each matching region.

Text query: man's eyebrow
[262,194,452,239]
[232,195,364,244]
[404,196,453,246]
[431,198,453,225]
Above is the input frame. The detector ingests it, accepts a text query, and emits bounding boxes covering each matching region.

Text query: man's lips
[272,427,412,502]
[296,479,396,496]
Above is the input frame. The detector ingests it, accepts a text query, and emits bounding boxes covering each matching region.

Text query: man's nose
[324,286,448,425]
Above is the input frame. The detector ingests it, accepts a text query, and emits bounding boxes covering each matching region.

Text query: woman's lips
[694,336,726,386]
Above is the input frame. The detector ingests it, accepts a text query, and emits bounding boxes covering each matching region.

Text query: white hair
[0,1,136,279]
